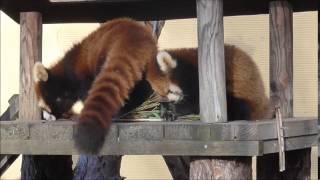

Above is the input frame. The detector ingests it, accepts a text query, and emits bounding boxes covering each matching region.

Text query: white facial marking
[167,93,182,102]
[38,98,52,113]
[156,51,177,72]
[43,111,56,121]
[71,100,84,115]
[33,62,48,82]
[166,83,183,103]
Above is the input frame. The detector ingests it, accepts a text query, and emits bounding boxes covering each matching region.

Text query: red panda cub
[33,18,157,154]
[146,45,272,121]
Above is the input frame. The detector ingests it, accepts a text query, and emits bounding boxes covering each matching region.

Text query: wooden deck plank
[0,118,317,156]
[1,118,317,141]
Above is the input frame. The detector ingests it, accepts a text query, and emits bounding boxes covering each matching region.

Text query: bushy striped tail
[74,54,151,154]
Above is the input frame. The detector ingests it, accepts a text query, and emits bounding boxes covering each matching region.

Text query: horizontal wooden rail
[0,118,317,156]
[1,0,316,23]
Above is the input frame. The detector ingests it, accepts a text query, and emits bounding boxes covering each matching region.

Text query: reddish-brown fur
[34,18,157,153]
[147,45,272,120]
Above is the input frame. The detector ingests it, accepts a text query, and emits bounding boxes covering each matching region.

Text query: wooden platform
[1,0,317,23]
[0,118,317,156]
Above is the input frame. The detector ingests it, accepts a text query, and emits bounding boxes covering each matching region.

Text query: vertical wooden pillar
[196,0,227,123]
[19,12,42,120]
[190,0,252,179]
[257,1,311,179]
[318,21,319,179]
[19,12,73,180]
[269,1,293,118]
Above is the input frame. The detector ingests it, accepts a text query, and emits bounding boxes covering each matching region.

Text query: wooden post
[19,12,73,180]
[190,0,252,179]
[74,155,123,180]
[269,1,293,118]
[318,22,319,179]
[196,0,227,123]
[19,12,42,120]
[257,1,311,179]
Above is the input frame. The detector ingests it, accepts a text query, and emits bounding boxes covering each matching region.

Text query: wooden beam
[197,0,227,123]
[19,12,42,121]
[0,118,316,140]
[257,1,311,179]
[19,12,74,180]
[269,2,293,117]
[20,11,44,180]
[1,0,317,23]
[193,0,251,178]
[0,95,19,176]
[0,95,19,121]
[1,119,316,154]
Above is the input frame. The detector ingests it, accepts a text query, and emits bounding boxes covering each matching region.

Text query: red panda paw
[74,118,106,154]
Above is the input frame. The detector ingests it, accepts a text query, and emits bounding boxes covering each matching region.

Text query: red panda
[33,18,157,154]
[146,45,272,121]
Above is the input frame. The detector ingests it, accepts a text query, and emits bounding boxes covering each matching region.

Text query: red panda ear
[156,51,177,73]
[33,62,48,82]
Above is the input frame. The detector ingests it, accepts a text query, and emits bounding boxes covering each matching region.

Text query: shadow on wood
[257,148,311,180]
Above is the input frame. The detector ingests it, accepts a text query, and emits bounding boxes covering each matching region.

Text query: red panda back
[147,46,272,121]
[33,19,157,154]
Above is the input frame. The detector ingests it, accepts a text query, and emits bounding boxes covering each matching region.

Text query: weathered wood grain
[197,0,227,123]
[19,12,74,180]
[0,119,317,155]
[1,118,316,140]
[269,1,293,117]
[190,157,252,180]
[19,12,42,121]
[0,95,19,176]
[257,0,291,176]
[257,1,311,179]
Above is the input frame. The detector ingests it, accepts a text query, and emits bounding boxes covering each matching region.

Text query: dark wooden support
[0,95,19,176]
[257,1,311,179]
[257,149,311,179]
[163,156,190,180]
[19,12,73,180]
[74,155,123,180]
[191,0,251,178]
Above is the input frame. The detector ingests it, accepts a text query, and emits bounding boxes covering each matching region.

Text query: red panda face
[147,51,184,103]
[33,62,78,118]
